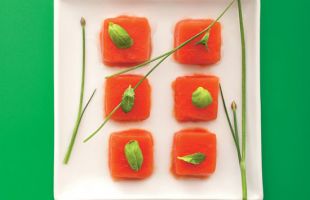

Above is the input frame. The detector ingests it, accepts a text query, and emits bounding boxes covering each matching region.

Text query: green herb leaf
[196,30,210,49]
[192,86,213,108]
[121,85,135,113]
[177,152,206,165]
[108,22,133,49]
[124,140,144,171]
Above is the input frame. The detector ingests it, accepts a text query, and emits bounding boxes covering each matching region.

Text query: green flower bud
[231,101,237,111]
[192,86,213,108]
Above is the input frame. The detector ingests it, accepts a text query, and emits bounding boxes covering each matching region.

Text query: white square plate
[54,0,262,199]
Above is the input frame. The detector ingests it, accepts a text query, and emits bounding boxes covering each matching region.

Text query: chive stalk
[63,18,96,164]
[220,90,247,200]
[220,0,248,198]
[63,89,96,163]
[219,85,241,161]
[83,103,121,143]
[237,0,247,198]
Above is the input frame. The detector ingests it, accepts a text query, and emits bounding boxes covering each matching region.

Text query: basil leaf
[195,30,210,49]
[124,140,143,171]
[108,22,133,49]
[177,152,206,165]
[121,85,135,113]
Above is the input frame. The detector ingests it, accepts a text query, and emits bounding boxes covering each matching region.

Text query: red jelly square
[173,74,219,122]
[109,129,154,179]
[174,19,221,65]
[172,128,217,177]
[100,16,152,67]
[105,74,151,121]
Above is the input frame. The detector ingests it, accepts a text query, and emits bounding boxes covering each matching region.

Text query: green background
[0,0,309,199]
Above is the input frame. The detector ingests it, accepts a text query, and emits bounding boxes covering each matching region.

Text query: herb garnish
[121,85,135,113]
[124,140,144,171]
[192,86,213,108]
[105,0,235,79]
[219,0,248,198]
[83,56,168,142]
[196,30,210,49]
[84,0,235,143]
[63,17,97,164]
[108,22,133,49]
[177,152,206,165]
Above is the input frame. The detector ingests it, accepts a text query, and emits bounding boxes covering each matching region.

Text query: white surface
[54,0,262,199]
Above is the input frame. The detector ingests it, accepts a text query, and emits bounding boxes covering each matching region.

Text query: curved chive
[237,0,248,198]
[63,17,94,164]
[220,0,248,198]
